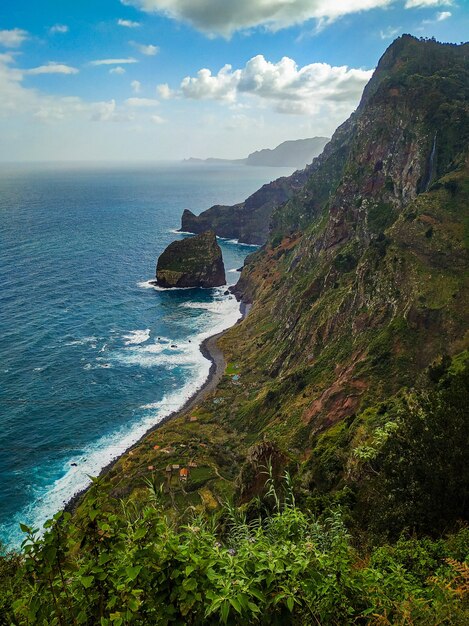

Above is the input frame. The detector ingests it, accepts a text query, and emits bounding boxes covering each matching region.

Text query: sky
[0,0,468,162]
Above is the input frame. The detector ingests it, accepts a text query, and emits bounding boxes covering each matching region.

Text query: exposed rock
[180,169,314,245]
[156,231,226,288]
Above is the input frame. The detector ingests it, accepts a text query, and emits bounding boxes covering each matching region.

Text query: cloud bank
[162,55,373,115]
[122,0,397,36]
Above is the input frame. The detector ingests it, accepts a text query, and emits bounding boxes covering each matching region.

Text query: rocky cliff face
[234,35,468,384]
[180,162,318,245]
[156,231,226,288]
[218,36,469,459]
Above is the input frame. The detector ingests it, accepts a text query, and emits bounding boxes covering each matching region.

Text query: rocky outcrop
[156,231,226,288]
[180,173,309,245]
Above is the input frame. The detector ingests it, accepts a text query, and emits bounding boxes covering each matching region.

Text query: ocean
[0,161,293,549]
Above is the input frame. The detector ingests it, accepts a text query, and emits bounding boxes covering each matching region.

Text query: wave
[122,329,151,346]
[168,229,193,235]
[137,279,203,292]
[216,236,260,248]
[3,292,241,548]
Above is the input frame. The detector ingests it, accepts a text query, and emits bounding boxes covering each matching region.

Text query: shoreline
[65,298,249,514]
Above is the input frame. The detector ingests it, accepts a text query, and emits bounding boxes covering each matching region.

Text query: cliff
[156,231,226,288]
[180,172,309,245]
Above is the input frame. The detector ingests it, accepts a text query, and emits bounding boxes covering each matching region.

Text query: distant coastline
[184,136,329,169]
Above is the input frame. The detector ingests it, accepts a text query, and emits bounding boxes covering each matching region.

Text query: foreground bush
[1,481,468,625]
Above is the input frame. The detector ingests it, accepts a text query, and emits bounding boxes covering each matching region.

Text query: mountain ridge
[184,136,329,168]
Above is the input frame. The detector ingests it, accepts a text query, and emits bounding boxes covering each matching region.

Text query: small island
[155,230,226,288]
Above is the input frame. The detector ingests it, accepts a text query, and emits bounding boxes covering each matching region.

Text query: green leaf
[81,575,94,589]
[134,527,147,540]
[89,509,99,521]
[126,565,142,581]
[247,602,261,613]
[229,597,242,615]
[286,596,295,612]
[183,578,197,592]
[220,600,230,624]
[19,523,30,533]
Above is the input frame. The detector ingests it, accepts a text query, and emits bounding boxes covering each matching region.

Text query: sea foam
[122,329,151,345]
[3,290,241,546]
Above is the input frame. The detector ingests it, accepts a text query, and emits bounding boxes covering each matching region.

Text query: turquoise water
[0,162,292,549]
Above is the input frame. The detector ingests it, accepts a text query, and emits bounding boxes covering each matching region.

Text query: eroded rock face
[156,231,226,288]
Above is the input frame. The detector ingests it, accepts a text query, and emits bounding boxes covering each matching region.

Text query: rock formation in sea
[156,231,226,288]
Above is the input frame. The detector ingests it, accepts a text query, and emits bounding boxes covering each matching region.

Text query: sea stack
[156,231,226,288]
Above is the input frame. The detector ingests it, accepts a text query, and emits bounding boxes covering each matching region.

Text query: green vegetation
[1,473,468,625]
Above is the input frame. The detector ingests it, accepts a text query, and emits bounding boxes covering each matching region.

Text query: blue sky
[1,0,467,161]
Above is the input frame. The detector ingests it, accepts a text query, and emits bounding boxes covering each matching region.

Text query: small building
[179,468,189,481]
[188,461,198,468]
[172,464,180,470]
[153,445,160,450]
[189,415,198,422]
[148,465,154,471]
[165,465,172,473]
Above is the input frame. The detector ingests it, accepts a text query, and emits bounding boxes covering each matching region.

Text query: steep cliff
[180,174,306,245]
[231,36,469,418]
[156,231,226,288]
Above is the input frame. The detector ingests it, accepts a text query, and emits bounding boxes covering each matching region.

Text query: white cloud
[125,97,159,107]
[180,64,239,102]
[122,0,396,36]
[0,28,28,48]
[418,8,453,27]
[90,99,117,122]
[157,83,173,99]
[24,62,79,76]
[131,79,142,93]
[110,66,126,75]
[49,24,69,34]
[90,58,138,66]
[405,0,452,7]
[165,55,373,116]
[380,26,401,39]
[151,114,165,123]
[131,42,160,56]
[117,18,141,27]
[123,0,460,35]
